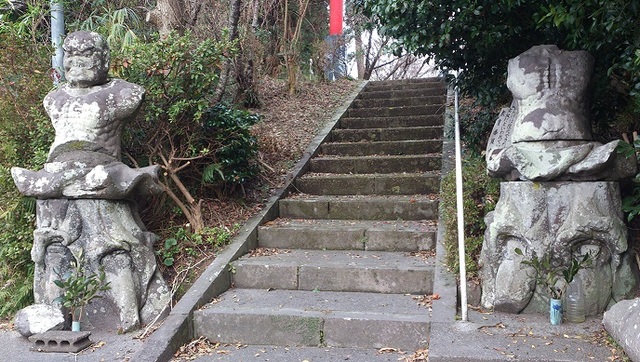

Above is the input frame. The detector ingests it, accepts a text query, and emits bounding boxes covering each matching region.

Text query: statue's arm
[113,80,145,119]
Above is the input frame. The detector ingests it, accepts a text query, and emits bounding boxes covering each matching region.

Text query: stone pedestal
[33,199,170,332]
[480,181,639,314]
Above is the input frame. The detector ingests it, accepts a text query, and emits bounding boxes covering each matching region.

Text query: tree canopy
[357,0,640,138]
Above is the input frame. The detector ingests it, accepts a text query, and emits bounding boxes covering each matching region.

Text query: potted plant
[53,250,111,331]
[514,248,592,325]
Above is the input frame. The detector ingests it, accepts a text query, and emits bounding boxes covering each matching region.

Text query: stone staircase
[193,78,446,353]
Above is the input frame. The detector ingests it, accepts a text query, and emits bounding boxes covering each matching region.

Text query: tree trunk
[284,0,310,94]
[146,0,185,37]
[214,0,242,104]
[354,27,365,79]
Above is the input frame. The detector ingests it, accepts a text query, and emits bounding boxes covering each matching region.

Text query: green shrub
[0,34,54,316]
[441,155,500,278]
[201,103,260,193]
[458,100,502,155]
[113,31,259,230]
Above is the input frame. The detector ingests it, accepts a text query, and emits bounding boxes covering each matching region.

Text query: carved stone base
[33,199,170,332]
[480,181,639,315]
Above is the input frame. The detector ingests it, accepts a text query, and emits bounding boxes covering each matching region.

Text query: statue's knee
[44,244,73,271]
[101,250,132,272]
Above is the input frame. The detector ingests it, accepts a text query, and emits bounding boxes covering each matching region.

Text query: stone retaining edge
[430,85,458,324]
[132,80,368,362]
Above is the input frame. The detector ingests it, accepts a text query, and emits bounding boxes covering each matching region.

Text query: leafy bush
[201,103,260,193]
[113,31,259,231]
[457,99,502,156]
[0,34,54,316]
[441,155,500,278]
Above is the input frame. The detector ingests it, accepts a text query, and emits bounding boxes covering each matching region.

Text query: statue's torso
[44,79,144,160]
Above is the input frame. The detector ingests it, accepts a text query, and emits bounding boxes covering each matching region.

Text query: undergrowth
[440,154,500,279]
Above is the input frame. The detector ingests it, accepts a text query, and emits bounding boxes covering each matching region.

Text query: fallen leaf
[379,347,399,353]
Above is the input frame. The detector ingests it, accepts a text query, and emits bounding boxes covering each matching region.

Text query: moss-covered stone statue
[481,45,639,316]
[11,31,170,333]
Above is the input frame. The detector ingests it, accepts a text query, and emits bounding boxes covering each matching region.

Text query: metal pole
[50,0,65,84]
[454,81,468,322]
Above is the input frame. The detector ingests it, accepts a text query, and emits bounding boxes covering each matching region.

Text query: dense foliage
[358,0,640,144]
[0,34,54,315]
[113,32,262,231]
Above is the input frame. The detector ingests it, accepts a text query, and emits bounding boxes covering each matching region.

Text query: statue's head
[62,31,110,88]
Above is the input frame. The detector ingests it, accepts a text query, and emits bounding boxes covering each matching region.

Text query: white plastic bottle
[565,274,586,323]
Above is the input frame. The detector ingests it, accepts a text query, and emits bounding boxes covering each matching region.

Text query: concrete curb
[132,80,367,362]
[429,85,459,334]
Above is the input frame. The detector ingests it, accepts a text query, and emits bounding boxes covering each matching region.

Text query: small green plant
[159,237,180,267]
[514,248,593,299]
[53,251,111,322]
[158,224,240,267]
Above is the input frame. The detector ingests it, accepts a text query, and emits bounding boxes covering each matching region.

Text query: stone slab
[324,316,429,350]
[296,172,440,195]
[195,311,324,346]
[258,219,437,252]
[185,345,409,362]
[351,95,446,108]
[29,331,92,353]
[339,115,444,129]
[345,105,444,118]
[193,289,431,349]
[358,86,446,100]
[428,311,613,362]
[310,155,441,174]
[232,249,434,294]
[330,126,443,142]
[320,139,442,156]
[363,78,444,91]
[258,222,366,250]
[279,195,439,221]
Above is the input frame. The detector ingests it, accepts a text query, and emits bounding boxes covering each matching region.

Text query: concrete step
[345,105,445,118]
[320,139,442,156]
[258,218,437,251]
[279,194,439,220]
[309,155,441,174]
[330,126,443,142]
[231,249,434,294]
[358,87,446,100]
[366,78,444,91]
[295,172,440,195]
[339,115,444,129]
[182,345,416,362]
[351,95,446,109]
[193,289,430,350]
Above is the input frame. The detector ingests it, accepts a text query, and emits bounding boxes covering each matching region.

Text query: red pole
[329,0,343,35]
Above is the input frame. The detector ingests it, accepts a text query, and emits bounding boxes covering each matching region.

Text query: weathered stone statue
[480,45,639,315]
[11,31,170,332]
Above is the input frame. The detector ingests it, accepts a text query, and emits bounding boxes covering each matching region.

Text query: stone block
[232,261,298,290]
[14,304,65,337]
[324,317,429,350]
[603,298,640,362]
[195,311,323,346]
[29,331,92,353]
